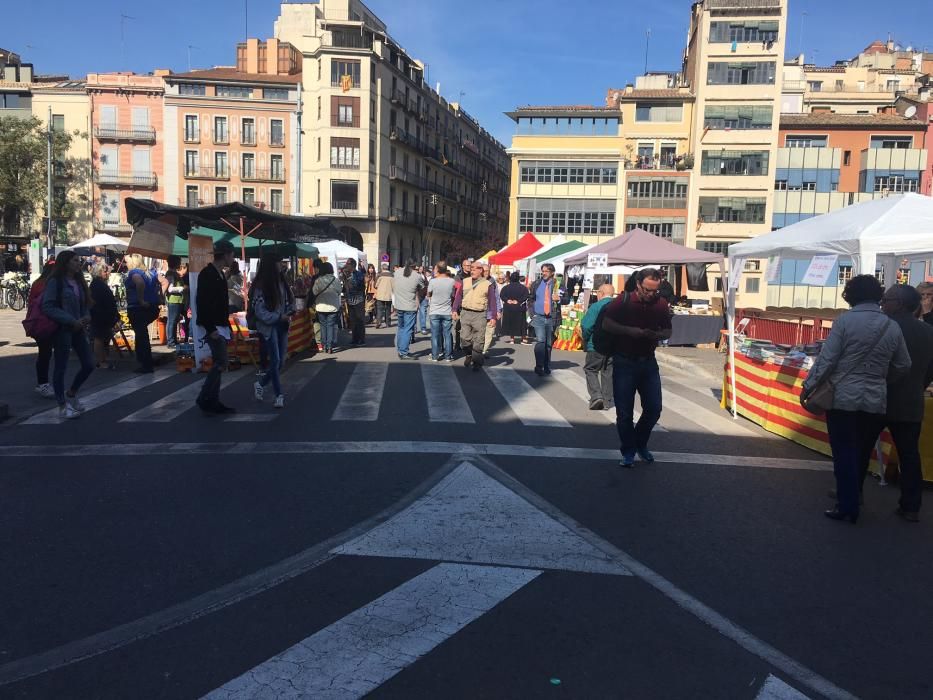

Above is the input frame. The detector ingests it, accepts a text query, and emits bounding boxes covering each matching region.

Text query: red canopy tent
[489,233,544,266]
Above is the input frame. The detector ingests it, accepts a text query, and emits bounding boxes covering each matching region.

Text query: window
[185,150,199,177]
[331,180,359,211]
[697,240,740,255]
[270,119,284,146]
[843,150,851,166]
[514,116,620,136]
[774,180,787,190]
[874,175,918,193]
[801,181,816,191]
[519,161,617,184]
[330,137,361,168]
[317,138,321,162]
[179,84,206,96]
[241,153,255,179]
[369,180,375,208]
[241,118,255,145]
[698,197,766,224]
[331,96,360,127]
[807,81,823,92]
[837,264,853,286]
[242,187,255,206]
[516,199,616,236]
[184,115,199,142]
[704,105,772,130]
[214,152,228,177]
[371,99,376,123]
[331,60,361,88]
[370,139,375,164]
[635,103,684,122]
[886,80,899,91]
[709,20,778,43]
[263,88,288,100]
[785,135,827,148]
[701,151,769,176]
[745,277,760,294]
[270,189,284,213]
[186,185,199,207]
[869,135,912,149]
[270,154,284,181]
[51,114,65,133]
[213,116,228,144]
[216,85,251,98]
[317,96,322,121]
[215,186,227,205]
[707,61,776,85]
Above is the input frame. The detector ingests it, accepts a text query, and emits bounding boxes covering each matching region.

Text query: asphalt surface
[1,324,931,699]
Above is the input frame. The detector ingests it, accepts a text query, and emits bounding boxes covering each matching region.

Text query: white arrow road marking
[23,369,175,424]
[333,462,630,575]
[331,363,387,421]
[484,367,571,427]
[120,373,238,422]
[551,368,668,431]
[755,674,811,699]
[202,563,540,700]
[420,363,475,423]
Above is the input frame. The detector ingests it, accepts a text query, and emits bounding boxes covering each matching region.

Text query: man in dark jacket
[195,239,236,414]
[881,284,933,522]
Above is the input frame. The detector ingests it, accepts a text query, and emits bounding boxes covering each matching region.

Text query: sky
[3,0,933,144]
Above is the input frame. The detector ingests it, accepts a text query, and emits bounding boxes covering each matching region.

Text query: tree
[442,229,507,266]
[0,115,74,239]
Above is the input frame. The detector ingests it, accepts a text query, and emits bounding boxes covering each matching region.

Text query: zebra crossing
[15,358,742,435]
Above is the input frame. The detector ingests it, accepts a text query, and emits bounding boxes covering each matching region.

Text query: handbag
[803,318,892,415]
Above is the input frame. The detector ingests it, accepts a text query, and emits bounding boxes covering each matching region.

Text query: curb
[655,350,722,385]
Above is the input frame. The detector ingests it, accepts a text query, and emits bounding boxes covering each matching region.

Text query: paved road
[1,326,930,699]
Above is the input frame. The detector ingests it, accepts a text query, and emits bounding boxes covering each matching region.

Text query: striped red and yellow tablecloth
[227,310,314,365]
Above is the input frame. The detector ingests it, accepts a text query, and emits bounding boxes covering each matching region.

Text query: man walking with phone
[601,268,672,467]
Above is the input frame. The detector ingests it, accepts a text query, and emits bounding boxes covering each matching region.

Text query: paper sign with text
[766,255,781,283]
[587,253,608,269]
[728,257,745,290]
[801,255,838,286]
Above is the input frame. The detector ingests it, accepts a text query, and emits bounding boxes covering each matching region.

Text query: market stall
[524,240,591,277]
[314,239,366,269]
[488,233,543,270]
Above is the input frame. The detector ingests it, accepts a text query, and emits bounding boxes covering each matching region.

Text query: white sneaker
[66,396,86,412]
[254,381,264,401]
[59,405,80,420]
[35,383,55,398]
[273,395,285,409]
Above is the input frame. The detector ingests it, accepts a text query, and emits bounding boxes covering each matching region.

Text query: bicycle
[2,273,30,311]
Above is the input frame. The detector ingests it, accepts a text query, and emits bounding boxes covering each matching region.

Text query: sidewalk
[655,346,725,387]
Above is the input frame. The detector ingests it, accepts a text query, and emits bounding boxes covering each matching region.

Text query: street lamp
[423,214,445,267]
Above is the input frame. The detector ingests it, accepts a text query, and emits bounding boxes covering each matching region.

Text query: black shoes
[896,507,920,523]
[464,355,473,367]
[534,367,545,377]
[589,399,604,411]
[197,400,236,415]
[824,508,858,524]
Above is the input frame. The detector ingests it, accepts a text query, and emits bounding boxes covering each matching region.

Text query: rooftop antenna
[244,0,249,41]
[644,28,651,74]
[798,10,808,57]
[458,90,466,107]
[187,44,199,72]
[120,14,135,68]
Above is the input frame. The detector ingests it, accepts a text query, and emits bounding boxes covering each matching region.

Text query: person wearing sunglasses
[600,268,672,468]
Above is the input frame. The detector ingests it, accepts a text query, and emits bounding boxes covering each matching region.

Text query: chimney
[266,38,279,75]
[887,38,895,52]
[246,38,260,74]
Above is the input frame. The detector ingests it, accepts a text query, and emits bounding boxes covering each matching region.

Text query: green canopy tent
[171,228,319,259]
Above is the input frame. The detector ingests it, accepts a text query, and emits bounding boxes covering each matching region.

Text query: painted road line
[335,462,630,575]
[331,362,388,421]
[22,369,175,425]
[223,414,277,422]
[225,363,326,422]
[484,367,571,428]
[662,388,761,438]
[420,363,474,423]
[0,441,833,472]
[203,563,540,700]
[755,674,811,699]
[120,373,237,423]
[551,368,668,432]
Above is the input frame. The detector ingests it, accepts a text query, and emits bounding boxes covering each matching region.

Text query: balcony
[240,134,257,146]
[388,208,425,226]
[183,130,200,144]
[213,133,230,145]
[626,196,688,210]
[95,171,158,188]
[95,220,133,234]
[624,154,693,171]
[242,168,286,183]
[390,88,423,119]
[94,126,156,142]
[331,200,359,213]
[185,166,230,181]
[390,126,432,158]
[389,165,426,188]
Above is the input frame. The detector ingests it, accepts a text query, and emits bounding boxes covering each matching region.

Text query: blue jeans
[396,310,417,356]
[259,322,289,396]
[166,303,186,344]
[418,296,430,332]
[825,409,884,517]
[530,314,555,371]
[318,311,338,350]
[53,329,95,404]
[612,354,662,457]
[430,314,453,359]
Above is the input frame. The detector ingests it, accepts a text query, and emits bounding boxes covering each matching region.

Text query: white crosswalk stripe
[421,363,475,423]
[331,362,388,421]
[227,362,325,422]
[484,367,571,428]
[550,369,669,432]
[661,388,759,437]
[120,373,238,423]
[23,369,176,425]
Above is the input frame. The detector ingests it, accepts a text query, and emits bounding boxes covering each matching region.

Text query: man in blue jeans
[393,259,424,359]
[527,263,567,376]
[601,268,672,468]
[427,262,456,361]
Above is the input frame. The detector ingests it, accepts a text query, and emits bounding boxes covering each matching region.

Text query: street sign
[586,253,608,269]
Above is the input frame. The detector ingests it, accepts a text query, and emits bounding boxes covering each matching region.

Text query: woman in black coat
[89,261,120,369]
[499,271,530,344]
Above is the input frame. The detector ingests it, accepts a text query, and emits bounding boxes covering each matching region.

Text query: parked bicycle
[1,272,30,311]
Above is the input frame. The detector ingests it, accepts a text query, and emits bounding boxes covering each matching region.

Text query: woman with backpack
[312,261,341,354]
[251,254,295,408]
[26,260,57,398]
[41,251,95,419]
[124,253,162,374]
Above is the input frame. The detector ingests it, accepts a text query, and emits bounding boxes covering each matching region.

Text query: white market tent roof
[728,193,933,274]
[314,239,366,268]
[66,234,129,252]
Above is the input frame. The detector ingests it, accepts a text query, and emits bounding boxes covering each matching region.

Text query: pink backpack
[22,280,59,341]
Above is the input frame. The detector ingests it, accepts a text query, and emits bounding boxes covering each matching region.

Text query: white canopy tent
[65,234,129,253]
[314,239,367,269]
[512,236,567,279]
[725,193,933,418]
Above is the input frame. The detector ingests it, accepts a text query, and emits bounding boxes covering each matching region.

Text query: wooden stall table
[724,353,894,472]
[227,309,314,366]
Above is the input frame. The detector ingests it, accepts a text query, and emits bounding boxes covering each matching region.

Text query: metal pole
[47,106,53,250]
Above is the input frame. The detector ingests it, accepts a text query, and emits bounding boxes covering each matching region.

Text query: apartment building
[31,80,93,243]
[87,73,165,237]
[273,0,510,264]
[895,90,933,196]
[682,0,788,305]
[163,39,302,216]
